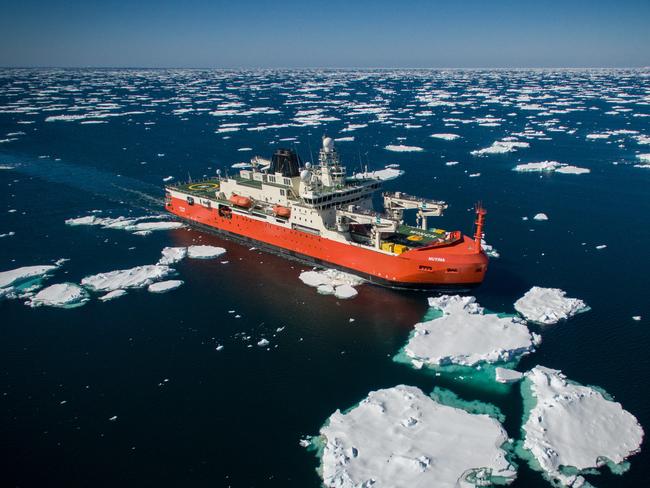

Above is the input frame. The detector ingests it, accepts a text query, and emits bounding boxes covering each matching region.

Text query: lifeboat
[273,205,291,218]
[229,194,252,208]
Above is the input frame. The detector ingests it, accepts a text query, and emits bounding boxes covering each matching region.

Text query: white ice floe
[513,161,563,172]
[125,221,185,232]
[495,367,524,384]
[634,153,650,168]
[471,140,530,156]
[514,286,589,325]
[430,133,461,141]
[26,283,89,308]
[257,338,270,347]
[0,264,60,299]
[81,265,173,292]
[318,385,516,488]
[299,269,364,299]
[98,289,127,301]
[351,167,404,181]
[65,214,184,234]
[521,366,644,487]
[554,165,590,175]
[384,144,424,152]
[148,280,183,293]
[187,245,227,259]
[533,213,548,221]
[403,295,539,368]
[158,246,188,265]
[0,265,58,289]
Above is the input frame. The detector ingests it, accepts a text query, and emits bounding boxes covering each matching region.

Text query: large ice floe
[519,366,644,487]
[316,385,517,488]
[398,296,539,369]
[65,214,184,234]
[26,283,89,308]
[471,140,530,156]
[299,269,364,299]
[0,265,59,299]
[81,265,173,292]
[351,167,405,181]
[186,245,227,259]
[513,161,590,175]
[384,144,424,152]
[514,287,589,325]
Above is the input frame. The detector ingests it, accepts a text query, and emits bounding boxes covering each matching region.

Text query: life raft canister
[229,194,252,208]
[273,205,291,218]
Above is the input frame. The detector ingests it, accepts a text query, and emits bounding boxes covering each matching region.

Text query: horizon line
[1,65,649,71]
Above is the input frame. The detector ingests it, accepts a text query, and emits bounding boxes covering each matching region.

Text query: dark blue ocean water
[1,68,649,487]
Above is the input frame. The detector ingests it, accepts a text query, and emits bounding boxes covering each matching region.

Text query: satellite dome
[305,162,312,169]
[300,169,311,182]
[323,137,334,152]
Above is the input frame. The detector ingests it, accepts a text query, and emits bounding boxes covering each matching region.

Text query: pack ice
[299,269,364,299]
[401,295,539,368]
[520,366,644,487]
[318,385,517,488]
[514,287,589,325]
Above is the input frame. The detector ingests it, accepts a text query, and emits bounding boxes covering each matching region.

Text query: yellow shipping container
[393,244,408,254]
[381,242,394,253]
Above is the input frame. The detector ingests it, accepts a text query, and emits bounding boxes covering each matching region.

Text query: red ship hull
[166,196,488,290]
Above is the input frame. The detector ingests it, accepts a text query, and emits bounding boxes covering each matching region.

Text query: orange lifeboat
[273,205,291,218]
[229,194,252,208]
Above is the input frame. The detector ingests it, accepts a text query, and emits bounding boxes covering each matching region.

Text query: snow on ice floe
[513,161,590,174]
[316,385,516,488]
[471,140,530,156]
[299,269,364,299]
[26,283,89,308]
[81,265,173,292]
[351,167,404,181]
[65,214,184,234]
[430,133,461,141]
[186,245,227,259]
[514,287,589,325]
[400,296,539,369]
[519,366,644,487]
[384,144,424,152]
[148,280,183,293]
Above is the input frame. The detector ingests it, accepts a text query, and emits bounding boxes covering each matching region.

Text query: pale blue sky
[0,0,648,67]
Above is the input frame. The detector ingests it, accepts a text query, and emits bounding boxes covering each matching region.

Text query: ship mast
[473,203,487,253]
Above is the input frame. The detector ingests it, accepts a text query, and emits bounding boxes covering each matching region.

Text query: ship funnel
[269,148,302,177]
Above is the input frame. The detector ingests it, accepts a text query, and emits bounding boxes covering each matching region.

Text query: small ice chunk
[430,133,461,140]
[299,269,364,299]
[334,284,358,299]
[495,367,524,384]
[533,213,548,221]
[148,280,183,293]
[98,289,127,301]
[514,286,589,325]
[257,338,270,347]
[596,244,607,250]
[187,245,227,259]
[158,246,187,265]
[632,315,641,321]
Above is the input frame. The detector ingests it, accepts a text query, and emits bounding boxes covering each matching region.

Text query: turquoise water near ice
[1,68,649,487]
